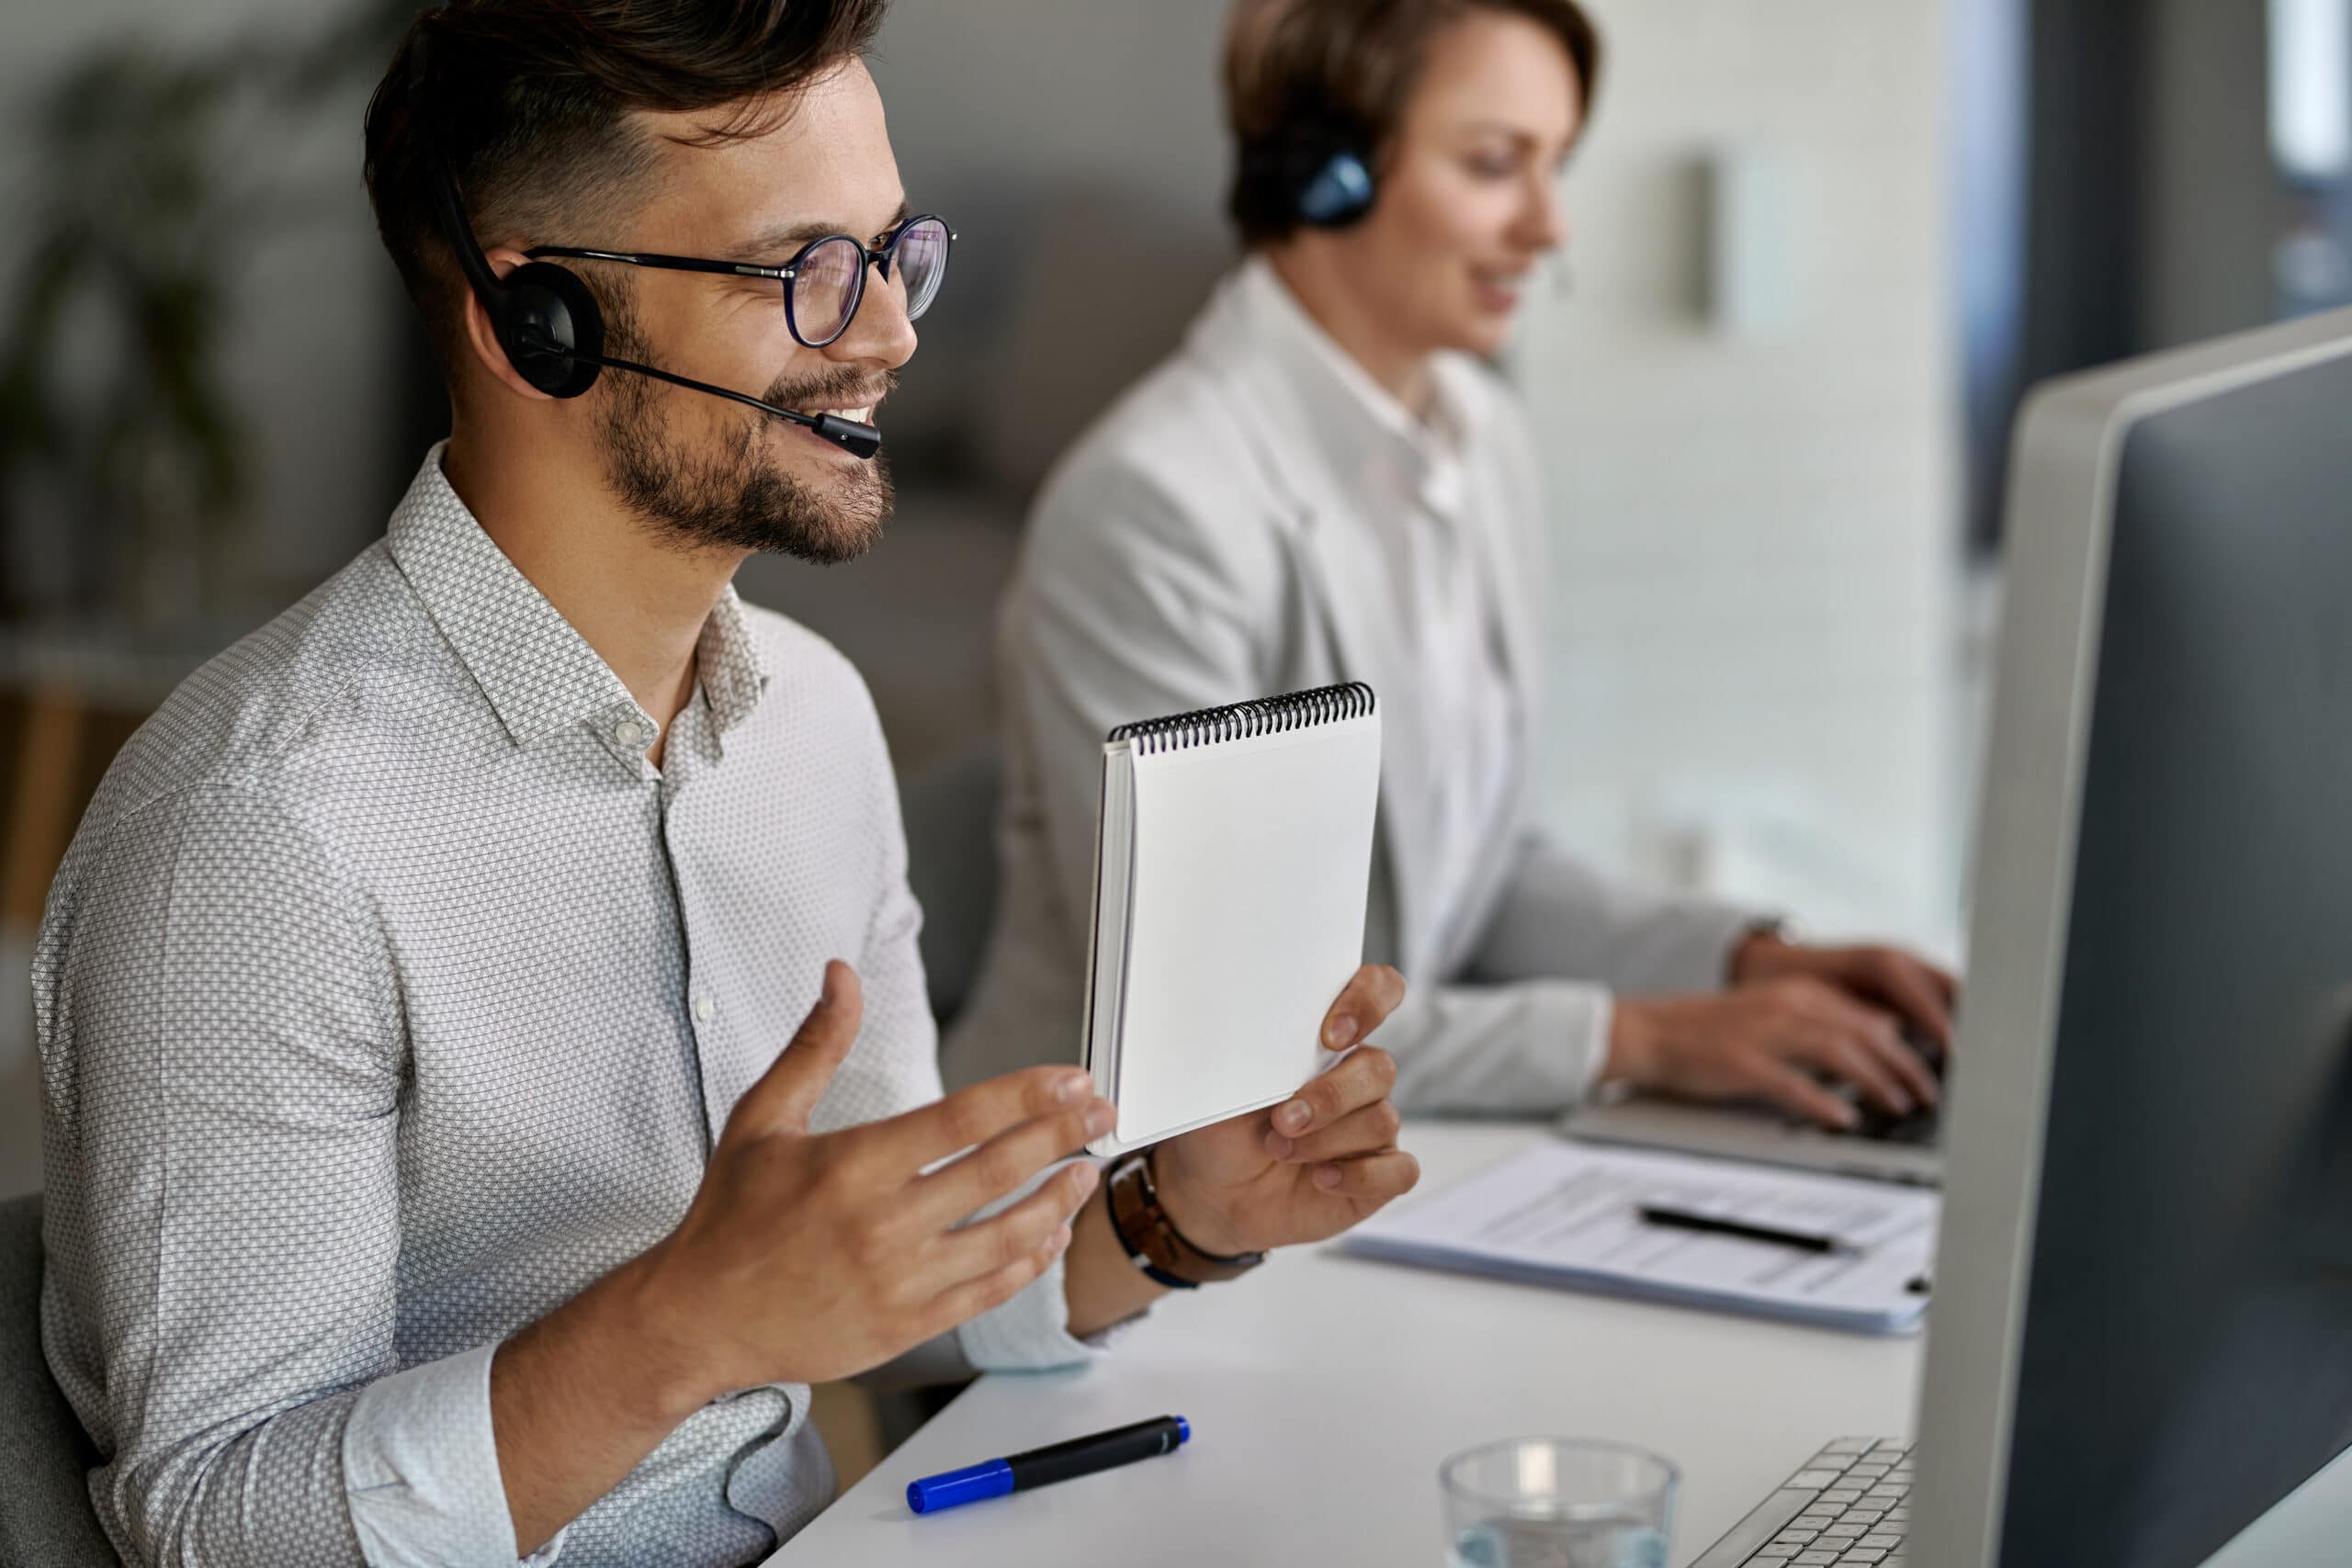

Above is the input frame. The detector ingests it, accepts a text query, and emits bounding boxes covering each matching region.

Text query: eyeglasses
[526,213,955,349]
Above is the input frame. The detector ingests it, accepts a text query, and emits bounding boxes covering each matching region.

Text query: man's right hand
[638,959,1112,1399]
[1603,974,1943,1130]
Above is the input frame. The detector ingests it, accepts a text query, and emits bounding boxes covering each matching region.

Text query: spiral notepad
[1080,683,1383,1156]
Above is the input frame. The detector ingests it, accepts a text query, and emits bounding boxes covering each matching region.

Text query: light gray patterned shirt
[33,447,1091,1568]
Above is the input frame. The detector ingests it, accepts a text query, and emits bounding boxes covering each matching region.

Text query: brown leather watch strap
[1104,1147,1264,1290]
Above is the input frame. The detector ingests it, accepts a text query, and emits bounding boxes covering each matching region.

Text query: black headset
[1235,119,1380,234]
[404,39,881,458]
[422,160,607,400]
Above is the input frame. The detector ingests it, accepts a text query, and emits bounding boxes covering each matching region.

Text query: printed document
[1341,1140,1939,1334]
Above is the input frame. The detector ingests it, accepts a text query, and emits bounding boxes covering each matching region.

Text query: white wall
[1512,0,1964,953]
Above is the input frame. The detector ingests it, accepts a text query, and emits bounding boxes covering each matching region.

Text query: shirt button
[693,994,715,1022]
[614,719,648,749]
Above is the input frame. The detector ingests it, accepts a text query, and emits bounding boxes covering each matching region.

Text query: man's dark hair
[364,0,888,383]
[1223,0,1600,247]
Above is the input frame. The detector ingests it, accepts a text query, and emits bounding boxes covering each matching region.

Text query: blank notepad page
[1105,707,1381,1148]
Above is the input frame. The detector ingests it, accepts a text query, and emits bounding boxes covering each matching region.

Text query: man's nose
[827,260,919,371]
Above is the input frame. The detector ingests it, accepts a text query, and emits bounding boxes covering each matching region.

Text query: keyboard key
[1838,1551,1886,1564]
[1860,1534,1903,1550]
[1790,1471,1848,1489]
[1822,1488,1863,1504]
[1821,1523,1865,1540]
[1750,1549,1798,1562]
[1826,1438,1878,1454]
[1793,1553,1838,1565]
[1774,1529,1819,1546]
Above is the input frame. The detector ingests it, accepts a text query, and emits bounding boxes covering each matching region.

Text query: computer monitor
[1911,305,2352,1568]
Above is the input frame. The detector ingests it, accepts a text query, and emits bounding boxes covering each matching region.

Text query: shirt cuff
[344,1341,566,1567]
[1572,989,1615,1102]
[955,1156,1153,1368]
[956,1249,1091,1370]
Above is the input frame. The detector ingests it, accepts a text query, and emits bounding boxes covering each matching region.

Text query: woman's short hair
[1223,0,1600,246]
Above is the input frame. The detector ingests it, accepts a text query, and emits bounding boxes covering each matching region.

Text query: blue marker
[906,1415,1191,1515]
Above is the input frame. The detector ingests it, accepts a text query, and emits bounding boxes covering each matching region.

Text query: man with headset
[31,4,1417,1564]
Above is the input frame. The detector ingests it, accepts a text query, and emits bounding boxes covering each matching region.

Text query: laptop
[1556,1083,1943,1189]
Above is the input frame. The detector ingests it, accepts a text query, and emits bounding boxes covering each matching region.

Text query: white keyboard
[1689,1438,1913,1565]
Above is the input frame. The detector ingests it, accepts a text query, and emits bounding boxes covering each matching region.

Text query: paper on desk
[1340,1140,1938,1335]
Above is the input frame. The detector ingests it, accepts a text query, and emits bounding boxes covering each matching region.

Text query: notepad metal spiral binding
[1082,682,1384,1156]
[1106,681,1377,752]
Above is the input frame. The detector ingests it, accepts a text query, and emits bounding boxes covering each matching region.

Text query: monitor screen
[1995,349,2352,1566]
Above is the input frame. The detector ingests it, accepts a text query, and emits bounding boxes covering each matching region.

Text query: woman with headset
[952,0,1955,1125]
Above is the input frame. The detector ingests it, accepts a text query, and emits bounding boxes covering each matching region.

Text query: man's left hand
[1731,932,1961,1055]
[1148,964,1419,1258]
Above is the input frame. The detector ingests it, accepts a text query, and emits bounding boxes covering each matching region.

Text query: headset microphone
[516,333,883,458]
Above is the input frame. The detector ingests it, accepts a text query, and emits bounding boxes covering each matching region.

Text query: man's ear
[457,246,561,403]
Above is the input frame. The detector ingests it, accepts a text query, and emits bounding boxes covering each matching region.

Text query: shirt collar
[1235,254,1471,520]
[695,585,769,738]
[385,443,770,748]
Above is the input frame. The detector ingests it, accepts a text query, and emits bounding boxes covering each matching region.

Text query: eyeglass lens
[787,218,952,345]
[791,238,864,344]
[893,218,951,321]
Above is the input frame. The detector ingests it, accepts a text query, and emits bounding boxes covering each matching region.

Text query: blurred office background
[6,0,2351,1212]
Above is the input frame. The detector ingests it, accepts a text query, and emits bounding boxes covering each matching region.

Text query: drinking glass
[1440,1438,1678,1568]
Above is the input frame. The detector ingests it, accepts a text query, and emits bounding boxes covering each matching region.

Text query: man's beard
[596,295,893,566]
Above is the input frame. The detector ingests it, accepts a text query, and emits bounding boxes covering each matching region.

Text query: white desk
[773,1122,1922,1567]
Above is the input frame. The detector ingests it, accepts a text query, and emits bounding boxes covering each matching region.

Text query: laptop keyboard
[1850,1104,1940,1145]
[1836,1032,1947,1145]
[1701,1438,1912,1565]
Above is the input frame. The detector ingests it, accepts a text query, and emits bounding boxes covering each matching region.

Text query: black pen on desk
[1636,1203,1864,1257]
[906,1415,1190,1515]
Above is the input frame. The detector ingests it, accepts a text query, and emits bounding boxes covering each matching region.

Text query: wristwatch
[1104,1147,1265,1291]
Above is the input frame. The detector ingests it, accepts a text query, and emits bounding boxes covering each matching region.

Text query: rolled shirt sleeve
[36,785,536,1565]
[345,1346,566,1566]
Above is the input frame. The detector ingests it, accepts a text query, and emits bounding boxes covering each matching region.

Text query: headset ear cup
[1296,149,1376,229]
[498,261,604,398]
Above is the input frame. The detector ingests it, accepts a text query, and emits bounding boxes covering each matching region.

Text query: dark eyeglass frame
[525,213,956,349]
